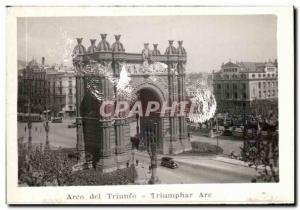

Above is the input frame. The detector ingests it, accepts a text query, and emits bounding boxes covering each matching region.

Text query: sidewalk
[134,161,151,184]
[190,134,243,156]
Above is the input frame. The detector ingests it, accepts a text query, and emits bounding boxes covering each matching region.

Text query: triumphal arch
[73,34,191,172]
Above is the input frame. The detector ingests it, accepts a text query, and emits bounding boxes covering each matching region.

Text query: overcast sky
[17,15,277,73]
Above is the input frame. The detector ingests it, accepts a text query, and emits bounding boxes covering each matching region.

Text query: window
[69,88,73,95]
[217,84,221,89]
[242,83,246,89]
[234,92,238,99]
[259,91,261,98]
[258,74,261,78]
[258,82,261,89]
[226,84,229,89]
[263,74,266,78]
[267,74,270,77]
[69,80,72,86]
[263,82,266,89]
[226,92,230,99]
[243,93,247,99]
[252,74,255,78]
[233,84,237,89]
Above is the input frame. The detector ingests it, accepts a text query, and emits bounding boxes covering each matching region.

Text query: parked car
[160,157,178,169]
[68,122,77,128]
[222,129,233,136]
[51,117,62,123]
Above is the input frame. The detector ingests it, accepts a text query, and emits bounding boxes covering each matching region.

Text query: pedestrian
[24,126,27,133]
[188,132,191,141]
[136,159,139,166]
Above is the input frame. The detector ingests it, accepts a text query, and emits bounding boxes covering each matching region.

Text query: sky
[17,15,277,73]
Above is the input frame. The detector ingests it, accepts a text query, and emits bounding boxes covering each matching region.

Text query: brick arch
[131,81,167,103]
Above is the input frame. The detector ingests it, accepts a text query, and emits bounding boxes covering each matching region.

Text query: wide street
[18,120,77,149]
[134,152,256,184]
[18,120,256,183]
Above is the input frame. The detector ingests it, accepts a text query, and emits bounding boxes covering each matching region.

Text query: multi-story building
[18,58,76,118]
[213,60,278,115]
[18,58,50,114]
[47,66,76,118]
[185,72,214,96]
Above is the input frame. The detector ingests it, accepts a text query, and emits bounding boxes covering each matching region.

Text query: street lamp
[27,68,33,150]
[242,103,247,158]
[136,113,139,136]
[44,110,50,150]
[148,122,159,184]
[215,116,219,154]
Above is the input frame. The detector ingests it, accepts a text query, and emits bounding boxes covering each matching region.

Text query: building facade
[185,72,213,94]
[18,58,50,114]
[18,58,76,118]
[213,61,278,115]
[47,66,76,118]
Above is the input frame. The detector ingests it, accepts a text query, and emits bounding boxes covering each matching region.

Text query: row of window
[252,73,277,78]
[225,92,247,99]
[216,72,277,80]
[224,68,238,73]
[258,81,278,89]
[217,83,247,89]
[258,90,277,98]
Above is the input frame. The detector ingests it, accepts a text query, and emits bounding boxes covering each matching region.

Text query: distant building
[213,60,278,115]
[46,66,76,118]
[18,58,50,114]
[185,72,213,97]
[18,58,76,118]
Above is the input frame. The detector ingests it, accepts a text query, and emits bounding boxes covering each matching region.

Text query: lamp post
[148,122,159,184]
[136,113,140,149]
[27,68,33,150]
[44,109,50,150]
[27,102,32,150]
[242,103,247,156]
[215,116,219,154]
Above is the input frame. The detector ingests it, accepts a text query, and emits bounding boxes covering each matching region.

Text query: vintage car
[160,157,178,169]
[51,117,63,123]
[68,122,77,128]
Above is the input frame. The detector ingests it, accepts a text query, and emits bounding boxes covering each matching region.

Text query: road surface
[135,152,256,184]
[18,121,256,183]
[18,120,77,148]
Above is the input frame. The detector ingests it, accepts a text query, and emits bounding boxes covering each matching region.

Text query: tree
[18,143,74,186]
[241,121,279,183]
